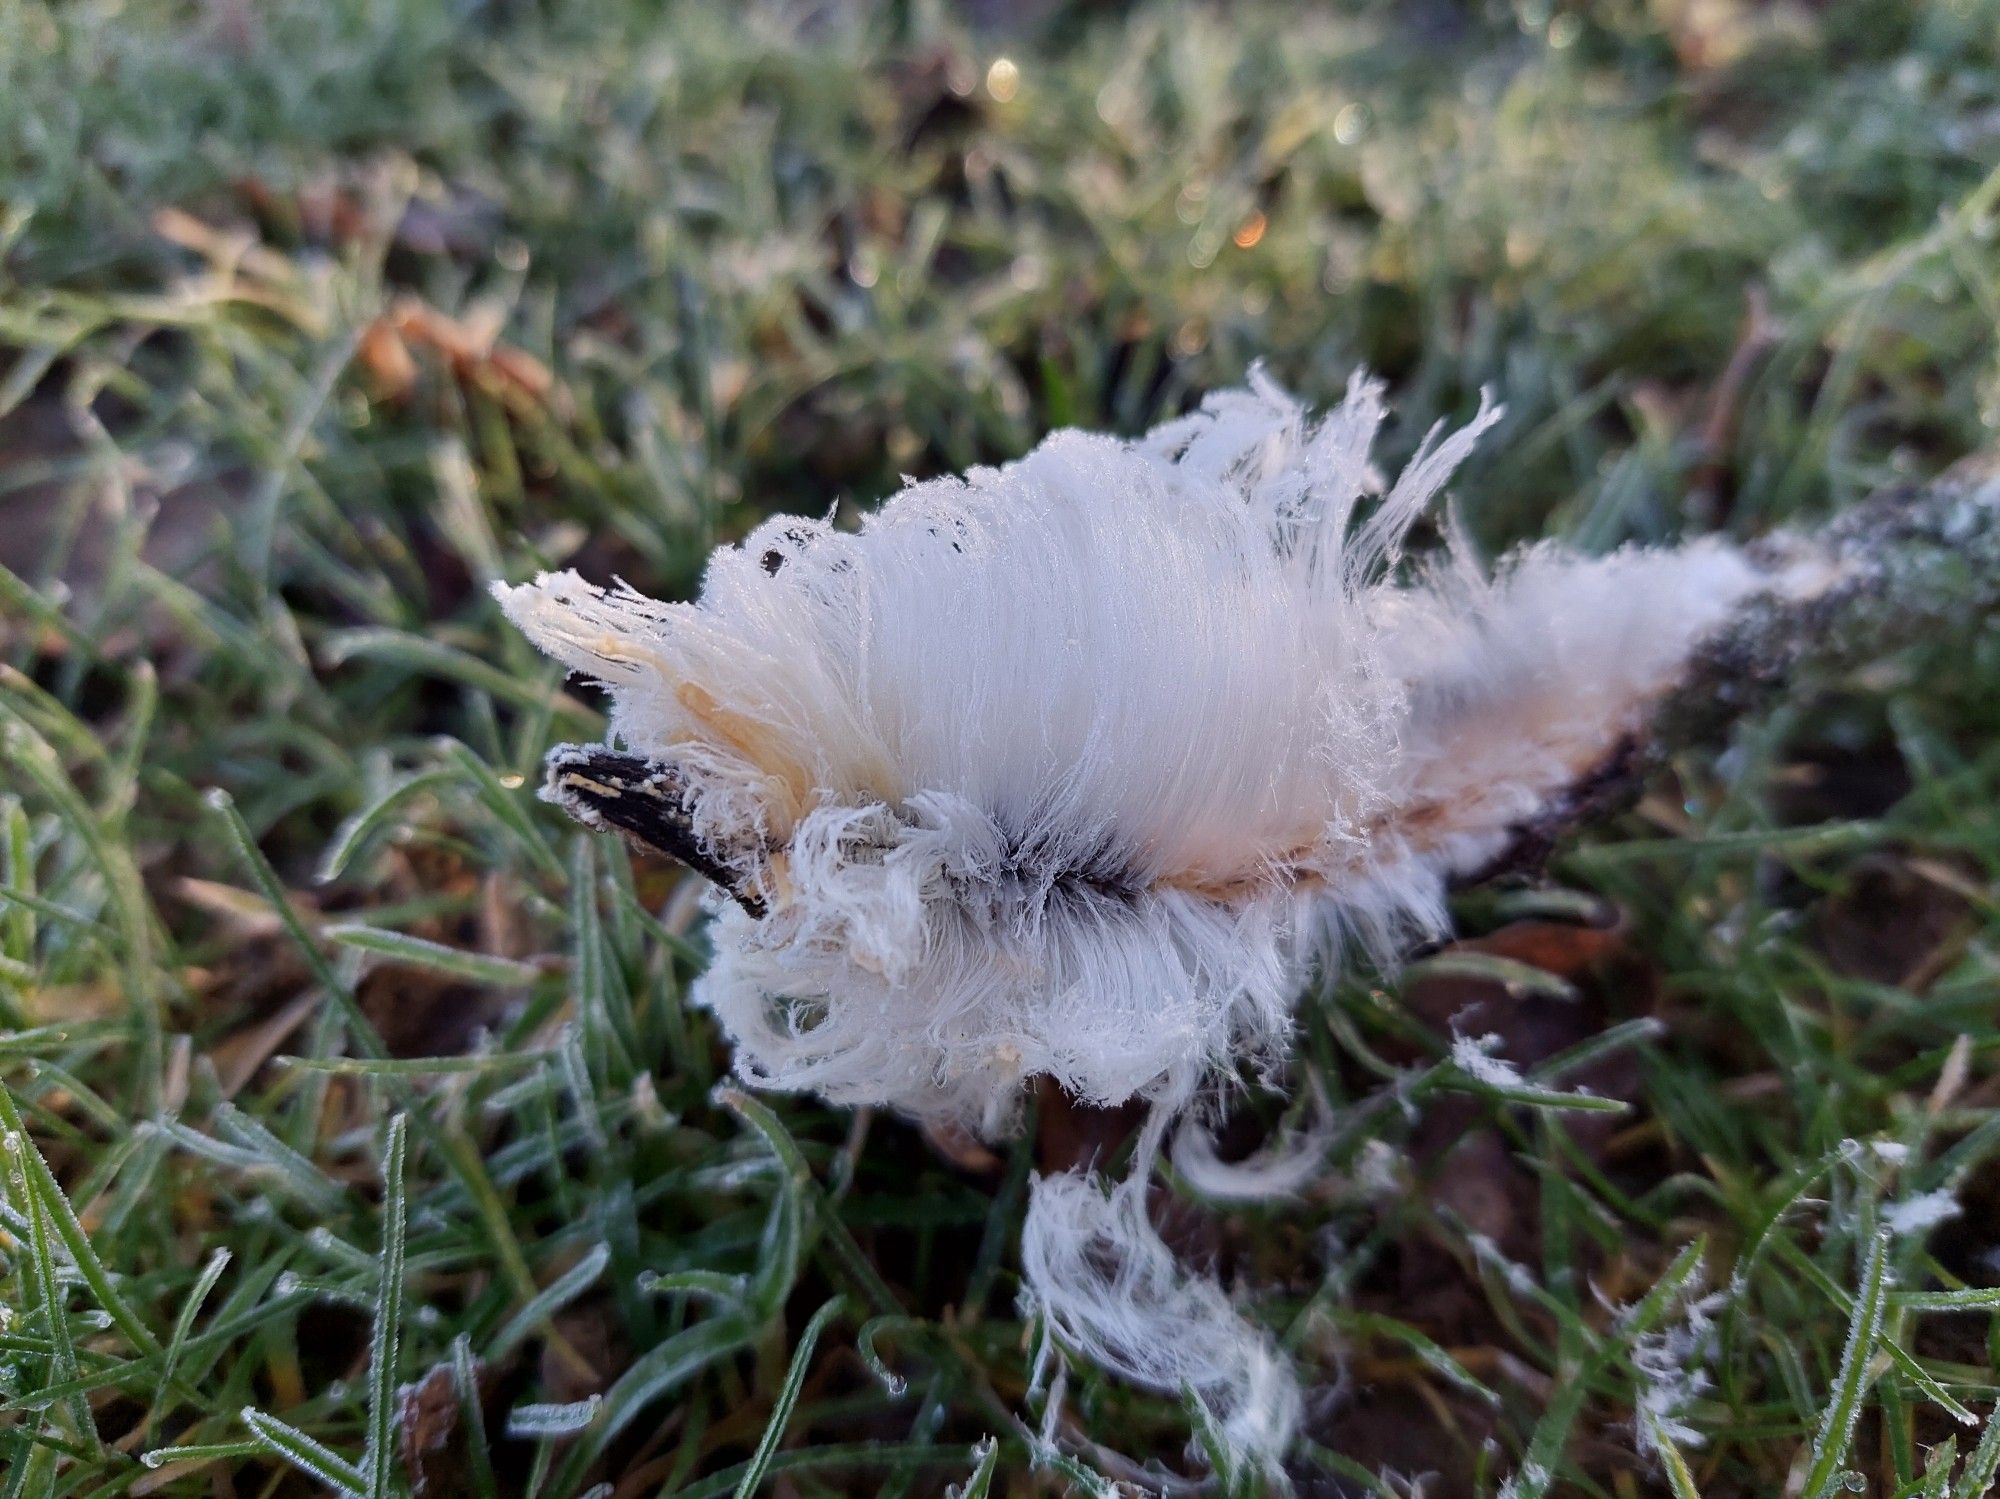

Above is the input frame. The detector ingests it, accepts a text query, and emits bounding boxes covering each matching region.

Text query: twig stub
[539,745,767,918]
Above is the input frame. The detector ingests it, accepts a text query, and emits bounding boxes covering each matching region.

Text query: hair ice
[497,371,1786,1132]
[496,370,1830,1471]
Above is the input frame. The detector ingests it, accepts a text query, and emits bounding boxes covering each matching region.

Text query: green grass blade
[318,768,461,882]
[0,796,32,1027]
[1893,1288,2000,1312]
[206,788,391,1058]
[1645,1413,1705,1499]
[1405,950,1579,1001]
[325,922,541,988]
[1800,1231,1892,1499]
[488,1241,610,1361]
[451,1334,501,1499]
[0,1086,159,1354]
[1326,1310,1501,1407]
[242,1407,368,1496]
[322,628,592,720]
[139,1439,267,1471]
[1951,1408,2000,1499]
[276,1054,547,1076]
[211,1103,347,1213]
[150,1247,232,1443]
[433,739,566,881]
[6,1138,97,1453]
[568,837,638,1083]
[640,1268,748,1308]
[1920,1436,1957,1499]
[716,1087,902,1318]
[0,1430,58,1499]
[1501,1239,1707,1499]
[550,1313,755,1493]
[731,1296,845,1499]
[955,1436,1002,1499]
[365,1114,409,1499]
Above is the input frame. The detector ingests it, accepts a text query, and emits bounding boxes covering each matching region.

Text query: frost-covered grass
[3,0,2000,1493]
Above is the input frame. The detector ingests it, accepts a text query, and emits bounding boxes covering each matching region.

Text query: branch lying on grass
[1471,450,2000,881]
[538,452,2000,913]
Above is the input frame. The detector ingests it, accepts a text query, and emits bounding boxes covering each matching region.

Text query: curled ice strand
[1020,1105,1303,1474]
[1171,1085,1340,1204]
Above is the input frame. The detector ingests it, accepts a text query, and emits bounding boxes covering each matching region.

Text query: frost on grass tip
[495,370,1999,1469]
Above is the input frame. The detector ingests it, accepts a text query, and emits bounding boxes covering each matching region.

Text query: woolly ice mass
[498,371,1783,1132]
[496,371,1820,1469]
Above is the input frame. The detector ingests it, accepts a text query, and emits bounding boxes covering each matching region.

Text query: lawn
[3,0,2000,1493]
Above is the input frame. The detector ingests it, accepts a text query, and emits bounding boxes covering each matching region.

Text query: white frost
[1450,1032,1528,1089]
[1883,1189,1962,1239]
[1629,1272,1725,1462]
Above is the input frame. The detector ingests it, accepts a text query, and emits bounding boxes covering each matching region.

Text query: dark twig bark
[1472,453,2000,882]
[538,744,766,917]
